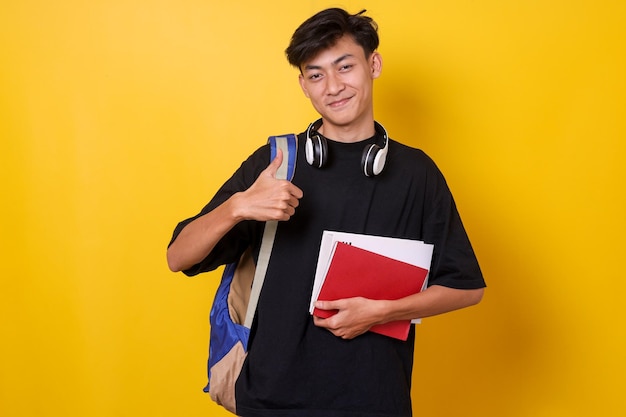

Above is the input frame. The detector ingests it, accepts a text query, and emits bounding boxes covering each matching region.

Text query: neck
[318,116,376,143]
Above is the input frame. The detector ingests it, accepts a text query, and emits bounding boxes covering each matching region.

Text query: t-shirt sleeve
[167,144,271,276]
[421,157,486,290]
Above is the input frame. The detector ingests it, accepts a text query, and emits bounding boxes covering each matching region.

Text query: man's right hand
[233,149,304,222]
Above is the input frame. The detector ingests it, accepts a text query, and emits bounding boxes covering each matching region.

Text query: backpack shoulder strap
[268,134,298,181]
[243,133,298,328]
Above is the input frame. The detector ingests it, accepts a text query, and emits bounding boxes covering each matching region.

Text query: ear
[298,74,310,98]
[370,52,383,79]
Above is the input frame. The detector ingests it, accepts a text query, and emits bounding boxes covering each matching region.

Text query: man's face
[298,35,382,140]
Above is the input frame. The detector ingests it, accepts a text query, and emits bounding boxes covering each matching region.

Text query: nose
[326,72,344,95]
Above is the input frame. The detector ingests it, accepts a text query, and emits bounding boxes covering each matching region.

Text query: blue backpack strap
[268,134,298,181]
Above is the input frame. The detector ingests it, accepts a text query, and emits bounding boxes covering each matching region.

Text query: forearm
[379,285,484,323]
[166,195,244,272]
[313,285,484,339]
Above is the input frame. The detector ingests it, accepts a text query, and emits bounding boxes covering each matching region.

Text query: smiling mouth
[328,97,352,108]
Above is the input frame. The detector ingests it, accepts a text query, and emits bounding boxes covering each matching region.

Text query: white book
[309,231,434,323]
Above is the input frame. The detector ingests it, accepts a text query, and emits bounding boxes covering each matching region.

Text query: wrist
[372,299,392,326]
[226,192,248,223]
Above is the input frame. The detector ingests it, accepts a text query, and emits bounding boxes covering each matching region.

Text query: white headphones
[305,118,389,177]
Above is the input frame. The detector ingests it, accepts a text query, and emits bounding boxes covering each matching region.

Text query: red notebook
[313,242,429,340]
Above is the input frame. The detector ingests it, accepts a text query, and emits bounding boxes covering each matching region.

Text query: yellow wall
[1,1,624,416]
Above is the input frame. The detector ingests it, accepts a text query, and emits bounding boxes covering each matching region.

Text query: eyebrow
[303,53,355,71]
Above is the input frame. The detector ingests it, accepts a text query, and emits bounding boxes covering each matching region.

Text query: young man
[168,8,485,417]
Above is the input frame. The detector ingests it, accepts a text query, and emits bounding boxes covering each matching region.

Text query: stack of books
[309,231,434,340]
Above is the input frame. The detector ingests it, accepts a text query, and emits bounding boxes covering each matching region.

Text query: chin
[321,111,359,128]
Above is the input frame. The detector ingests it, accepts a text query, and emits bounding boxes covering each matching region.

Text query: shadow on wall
[375,57,560,415]
[375,73,440,151]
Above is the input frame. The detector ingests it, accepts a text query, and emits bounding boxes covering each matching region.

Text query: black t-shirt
[170,132,485,417]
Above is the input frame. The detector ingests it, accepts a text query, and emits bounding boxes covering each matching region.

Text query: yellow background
[1,1,625,416]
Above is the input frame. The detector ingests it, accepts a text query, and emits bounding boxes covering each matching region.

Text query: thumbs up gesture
[236,149,304,222]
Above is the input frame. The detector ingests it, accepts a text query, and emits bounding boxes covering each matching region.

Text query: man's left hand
[313,298,385,340]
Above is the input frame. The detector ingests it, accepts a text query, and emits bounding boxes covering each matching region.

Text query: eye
[339,64,354,72]
[308,73,323,81]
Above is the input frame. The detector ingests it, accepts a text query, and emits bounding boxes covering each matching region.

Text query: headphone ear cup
[361,144,380,177]
[361,144,387,176]
[305,134,328,168]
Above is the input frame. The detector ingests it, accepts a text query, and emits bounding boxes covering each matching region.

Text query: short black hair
[285,8,379,69]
